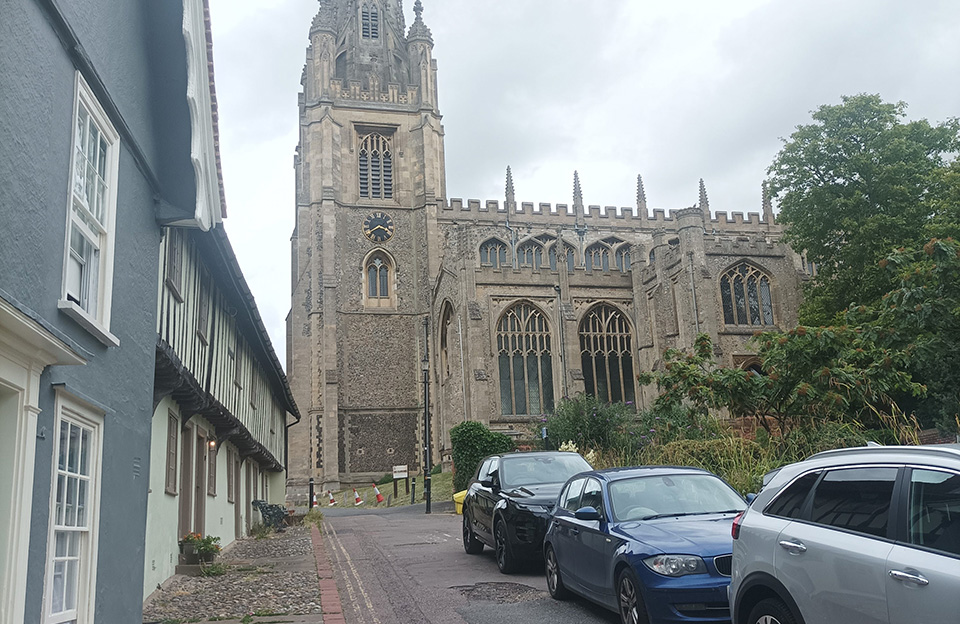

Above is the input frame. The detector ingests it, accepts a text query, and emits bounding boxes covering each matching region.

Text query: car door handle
[778,540,807,554]
[889,569,929,586]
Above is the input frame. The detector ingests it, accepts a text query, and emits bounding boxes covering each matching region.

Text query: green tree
[849,238,960,429]
[639,332,922,439]
[768,94,959,324]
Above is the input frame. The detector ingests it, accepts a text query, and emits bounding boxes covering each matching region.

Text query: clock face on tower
[362,212,395,243]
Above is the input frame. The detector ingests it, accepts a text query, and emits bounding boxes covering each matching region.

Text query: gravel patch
[143,526,322,623]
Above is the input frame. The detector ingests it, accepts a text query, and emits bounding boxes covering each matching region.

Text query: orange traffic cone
[312,492,318,508]
[327,490,337,506]
[353,488,364,506]
[372,483,385,503]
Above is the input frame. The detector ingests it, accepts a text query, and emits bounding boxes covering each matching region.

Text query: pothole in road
[453,582,544,604]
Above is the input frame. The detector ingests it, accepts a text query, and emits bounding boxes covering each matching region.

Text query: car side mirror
[746,493,757,504]
[479,479,494,488]
[574,506,602,521]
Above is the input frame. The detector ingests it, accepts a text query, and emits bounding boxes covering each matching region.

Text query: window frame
[165,412,178,495]
[58,72,121,347]
[226,447,236,504]
[363,251,396,310]
[578,303,636,404]
[42,390,104,624]
[207,440,217,497]
[164,228,184,302]
[719,262,776,327]
[903,466,960,558]
[496,302,555,417]
[357,131,394,200]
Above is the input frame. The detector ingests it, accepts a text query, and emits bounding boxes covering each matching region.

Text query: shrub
[377,473,393,485]
[249,523,272,539]
[546,394,634,451]
[450,421,513,492]
[653,437,769,494]
[431,463,442,475]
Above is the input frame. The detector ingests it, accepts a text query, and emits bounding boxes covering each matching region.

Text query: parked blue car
[544,466,747,624]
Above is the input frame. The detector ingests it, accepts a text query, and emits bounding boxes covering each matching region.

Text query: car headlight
[643,554,707,577]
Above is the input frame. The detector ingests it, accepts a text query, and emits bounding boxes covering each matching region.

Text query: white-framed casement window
[43,391,103,624]
[58,72,120,347]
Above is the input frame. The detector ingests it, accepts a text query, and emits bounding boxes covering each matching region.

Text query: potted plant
[179,532,222,564]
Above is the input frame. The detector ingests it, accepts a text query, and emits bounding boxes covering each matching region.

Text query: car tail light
[732,511,745,540]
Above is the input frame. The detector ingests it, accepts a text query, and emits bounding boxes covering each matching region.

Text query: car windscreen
[499,455,591,488]
[609,473,746,522]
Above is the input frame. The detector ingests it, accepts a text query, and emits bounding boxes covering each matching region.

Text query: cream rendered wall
[143,397,181,599]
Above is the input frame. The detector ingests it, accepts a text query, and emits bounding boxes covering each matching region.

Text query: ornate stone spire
[505,166,516,209]
[636,174,648,219]
[408,0,433,43]
[762,181,774,223]
[311,0,341,33]
[698,178,710,216]
[573,171,583,209]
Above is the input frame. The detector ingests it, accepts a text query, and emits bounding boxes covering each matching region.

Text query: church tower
[288,0,445,494]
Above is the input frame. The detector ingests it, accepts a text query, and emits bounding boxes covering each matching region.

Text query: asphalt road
[322,503,619,624]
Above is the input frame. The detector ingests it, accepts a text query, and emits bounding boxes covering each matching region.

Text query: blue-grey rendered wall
[0,1,194,621]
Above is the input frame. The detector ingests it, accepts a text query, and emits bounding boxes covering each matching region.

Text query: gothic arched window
[720,262,775,326]
[479,238,508,268]
[364,252,395,308]
[585,244,611,272]
[497,303,554,416]
[579,304,635,404]
[361,3,379,39]
[358,133,392,199]
[615,246,631,273]
[517,241,543,269]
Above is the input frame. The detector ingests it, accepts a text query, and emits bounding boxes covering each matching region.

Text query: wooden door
[178,423,193,539]
[193,428,206,536]
[233,453,242,539]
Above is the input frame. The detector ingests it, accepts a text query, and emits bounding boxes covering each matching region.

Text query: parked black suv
[461,451,592,573]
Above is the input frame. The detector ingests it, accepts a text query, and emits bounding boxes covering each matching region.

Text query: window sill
[165,278,183,303]
[719,325,779,335]
[58,300,120,347]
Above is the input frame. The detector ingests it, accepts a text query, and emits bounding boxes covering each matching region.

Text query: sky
[206,0,960,369]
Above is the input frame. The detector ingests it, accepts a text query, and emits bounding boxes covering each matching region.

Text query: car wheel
[617,567,650,624]
[494,520,517,574]
[747,598,799,624]
[544,545,569,600]
[462,512,483,554]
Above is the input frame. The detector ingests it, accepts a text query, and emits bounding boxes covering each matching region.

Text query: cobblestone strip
[311,524,346,624]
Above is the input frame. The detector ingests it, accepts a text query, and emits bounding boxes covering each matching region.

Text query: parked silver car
[730,444,960,624]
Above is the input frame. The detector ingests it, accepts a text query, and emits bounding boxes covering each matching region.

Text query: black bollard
[411,477,417,505]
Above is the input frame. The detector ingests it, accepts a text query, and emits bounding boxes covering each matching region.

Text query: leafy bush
[431,463,442,475]
[652,437,768,494]
[249,523,272,539]
[450,421,513,492]
[546,394,634,451]
[377,473,393,485]
[620,404,725,451]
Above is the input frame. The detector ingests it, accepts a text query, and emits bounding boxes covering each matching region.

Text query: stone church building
[286,0,807,495]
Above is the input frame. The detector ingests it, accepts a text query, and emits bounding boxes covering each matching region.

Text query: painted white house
[144,225,299,598]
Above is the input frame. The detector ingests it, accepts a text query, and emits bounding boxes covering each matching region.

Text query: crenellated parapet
[439,196,775,233]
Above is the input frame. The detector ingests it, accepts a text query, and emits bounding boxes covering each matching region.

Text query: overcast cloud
[207,0,960,368]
